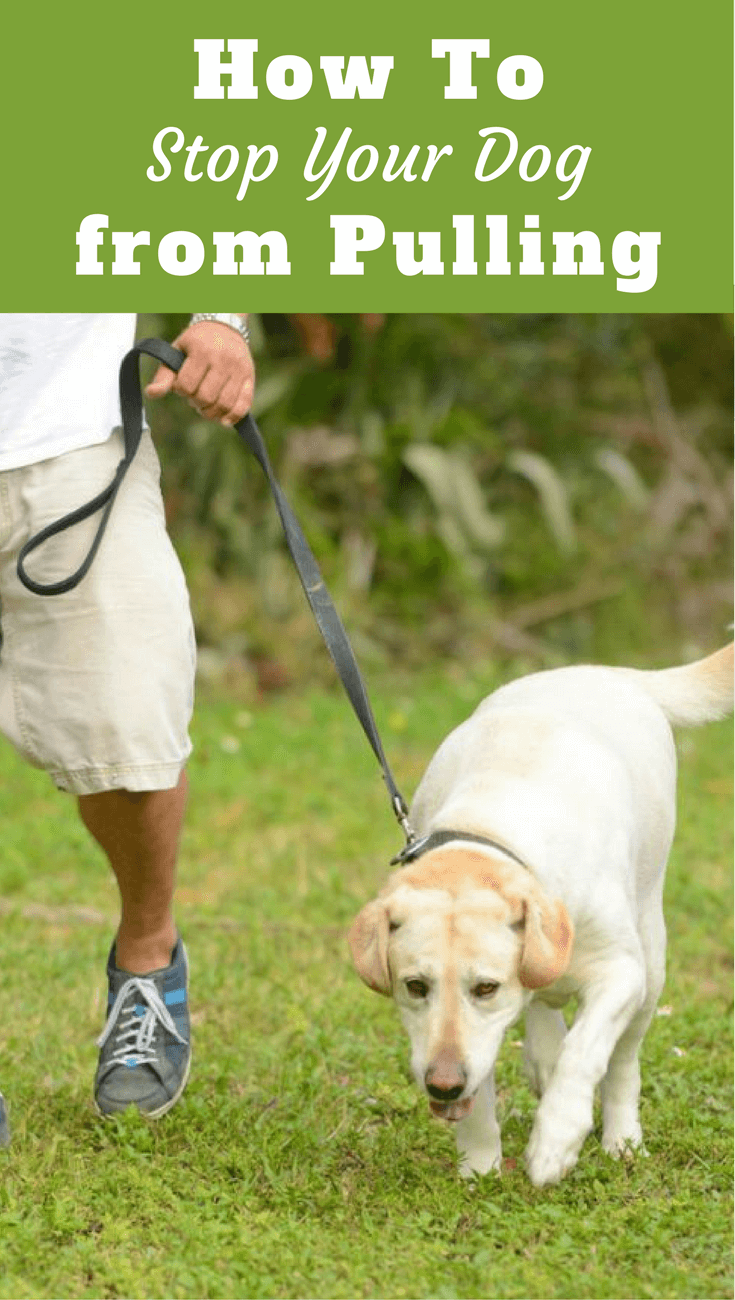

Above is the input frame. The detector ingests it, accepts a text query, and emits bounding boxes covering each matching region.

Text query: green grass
[0,660,731,1300]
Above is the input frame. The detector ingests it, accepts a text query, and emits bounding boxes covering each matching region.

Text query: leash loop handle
[16,464,128,596]
[16,339,161,597]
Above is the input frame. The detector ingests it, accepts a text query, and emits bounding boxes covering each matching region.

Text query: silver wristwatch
[190,313,250,343]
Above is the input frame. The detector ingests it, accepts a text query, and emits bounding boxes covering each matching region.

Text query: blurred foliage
[138,313,733,680]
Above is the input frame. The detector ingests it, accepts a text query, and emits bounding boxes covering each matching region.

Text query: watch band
[190,313,250,343]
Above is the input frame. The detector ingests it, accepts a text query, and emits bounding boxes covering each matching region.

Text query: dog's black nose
[425,1057,468,1101]
[427,1080,464,1101]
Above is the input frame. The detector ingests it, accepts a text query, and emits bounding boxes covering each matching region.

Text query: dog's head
[348,848,573,1121]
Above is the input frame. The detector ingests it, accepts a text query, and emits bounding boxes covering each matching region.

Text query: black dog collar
[390,829,528,869]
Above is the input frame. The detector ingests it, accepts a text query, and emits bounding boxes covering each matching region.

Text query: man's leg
[1,431,196,1117]
[78,771,188,974]
[79,770,192,1117]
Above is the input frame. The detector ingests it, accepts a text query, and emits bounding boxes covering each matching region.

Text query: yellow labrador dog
[349,644,733,1186]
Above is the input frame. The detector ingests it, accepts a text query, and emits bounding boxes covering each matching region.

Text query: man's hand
[145,319,255,426]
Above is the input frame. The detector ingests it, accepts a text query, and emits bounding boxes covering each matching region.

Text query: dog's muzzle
[425,1059,474,1121]
[428,1095,476,1122]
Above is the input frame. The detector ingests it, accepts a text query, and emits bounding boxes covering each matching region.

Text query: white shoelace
[97,976,186,1067]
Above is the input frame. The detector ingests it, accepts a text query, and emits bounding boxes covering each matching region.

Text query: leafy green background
[138,311,733,681]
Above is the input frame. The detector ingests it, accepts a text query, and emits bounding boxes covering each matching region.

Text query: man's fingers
[189,364,231,412]
[171,353,209,400]
[201,375,254,425]
[145,321,255,426]
[220,377,254,426]
[177,359,254,424]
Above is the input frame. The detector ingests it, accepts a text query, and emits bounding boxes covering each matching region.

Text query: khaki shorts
[0,430,196,794]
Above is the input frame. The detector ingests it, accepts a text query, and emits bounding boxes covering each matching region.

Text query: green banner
[4,0,732,309]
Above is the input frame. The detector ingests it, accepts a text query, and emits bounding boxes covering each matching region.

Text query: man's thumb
[145,364,176,398]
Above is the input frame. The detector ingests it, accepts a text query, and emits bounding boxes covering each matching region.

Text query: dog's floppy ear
[348,899,392,996]
[518,894,574,990]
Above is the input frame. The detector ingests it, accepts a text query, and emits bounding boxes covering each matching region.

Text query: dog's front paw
[602,1129,648,1160]
[525,1128,580,1187]
[600,1102,645,1159]
[458,1146,502,1179]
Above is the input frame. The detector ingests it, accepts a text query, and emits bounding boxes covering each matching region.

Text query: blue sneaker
[0,1093,9,1147]
[94,937,191,1118]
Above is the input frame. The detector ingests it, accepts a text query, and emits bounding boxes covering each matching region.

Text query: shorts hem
[50,757,190,796]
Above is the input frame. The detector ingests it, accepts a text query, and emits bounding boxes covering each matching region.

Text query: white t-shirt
[0,314,138,471]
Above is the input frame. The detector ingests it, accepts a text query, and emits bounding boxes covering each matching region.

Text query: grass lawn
[0,658,731,1300]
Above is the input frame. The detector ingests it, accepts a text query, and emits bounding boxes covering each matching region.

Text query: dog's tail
[627,642,734,727]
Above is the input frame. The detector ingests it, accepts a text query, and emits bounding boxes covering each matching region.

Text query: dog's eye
[472,981,499,999]
[405,978,429,999]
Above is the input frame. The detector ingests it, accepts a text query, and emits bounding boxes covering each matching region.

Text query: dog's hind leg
[523,1001,567,1098]
[456,1073,502,1178]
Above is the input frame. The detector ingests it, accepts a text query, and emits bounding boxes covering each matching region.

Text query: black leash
[17,338,415,847]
